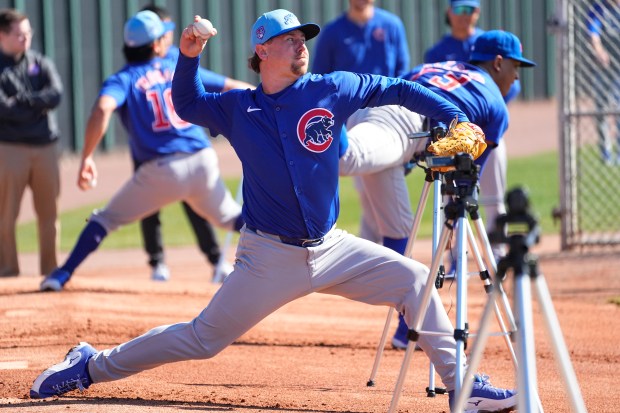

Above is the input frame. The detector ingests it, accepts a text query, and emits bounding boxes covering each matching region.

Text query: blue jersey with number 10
[100,56,219,164]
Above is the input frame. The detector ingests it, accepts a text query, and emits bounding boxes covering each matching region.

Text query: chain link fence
[556,0,620,250]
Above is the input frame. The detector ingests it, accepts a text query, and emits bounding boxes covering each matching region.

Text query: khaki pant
[0,141,60,276]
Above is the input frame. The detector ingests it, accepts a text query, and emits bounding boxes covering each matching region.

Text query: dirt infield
[4,98,620,412]
[1,243,620,412]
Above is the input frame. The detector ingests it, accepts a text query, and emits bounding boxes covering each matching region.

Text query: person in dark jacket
[0,8,63,277]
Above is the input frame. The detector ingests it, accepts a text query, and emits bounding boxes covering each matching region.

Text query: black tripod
[452,188,587,413]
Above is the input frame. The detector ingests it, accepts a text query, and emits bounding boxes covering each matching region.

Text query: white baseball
[87,178,97,189]
[192,19,213,39]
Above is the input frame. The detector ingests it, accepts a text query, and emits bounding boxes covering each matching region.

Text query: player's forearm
[81,105,111,160]
[172,53,206,124]
[376,76,469,126]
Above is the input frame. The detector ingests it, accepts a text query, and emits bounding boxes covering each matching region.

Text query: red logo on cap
[256,26,265,40]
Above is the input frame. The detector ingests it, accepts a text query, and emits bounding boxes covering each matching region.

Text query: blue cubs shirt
[312,8,409,77]
[100,56,226,164]
[424,28,485,64]
[424,28,520,103]
[403,61,509,167]
[173,54,468,239]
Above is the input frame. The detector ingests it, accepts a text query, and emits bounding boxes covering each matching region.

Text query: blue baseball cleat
[40,268,71,292]
[391,314,409,349]
[449,374,517,412]
[30,342,97,398]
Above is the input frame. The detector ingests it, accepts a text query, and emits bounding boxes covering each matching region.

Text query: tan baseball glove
[426,118,487,160]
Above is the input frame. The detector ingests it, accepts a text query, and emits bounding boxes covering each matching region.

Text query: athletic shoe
[444,258,457,280]
[391,314,409,349]
[391,331,423,351]
[30,342,97,399]
[448,373,517,412]
[212,260,234,282]
[391,315,422,351]
[40,268,71,292]
[151,263,170,281]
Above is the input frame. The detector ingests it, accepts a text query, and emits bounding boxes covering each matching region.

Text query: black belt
[246,225,324,247]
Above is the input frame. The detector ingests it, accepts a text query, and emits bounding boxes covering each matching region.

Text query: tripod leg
[427,174,446,397]
[466,221,518,366]
[534,273,587,412]
[454,215,469,396]
[367,180,432,386]
[388,222,454,413]
[367,307,395,387]
[453,278,500,413]
[472,217,520,359]
[514,270,540,412]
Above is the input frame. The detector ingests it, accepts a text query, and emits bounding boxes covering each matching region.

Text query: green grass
[16,151,559,253]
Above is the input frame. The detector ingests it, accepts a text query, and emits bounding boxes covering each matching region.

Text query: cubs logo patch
[297,108,335,153]
[256,26,265,40]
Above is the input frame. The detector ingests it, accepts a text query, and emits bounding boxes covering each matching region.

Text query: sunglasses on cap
[453,6,476,15]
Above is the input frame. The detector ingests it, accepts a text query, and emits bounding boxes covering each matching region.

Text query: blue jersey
[173,55,468,239]
[424,28,485,64]
[167,46,227,93]
[403,61,508,167]
[100,57,211,163]
[312,8,410,77]
[424,28,520,103]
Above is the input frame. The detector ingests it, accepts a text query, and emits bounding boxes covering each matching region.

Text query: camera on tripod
[488,187,540,250]
[426,153,480,199]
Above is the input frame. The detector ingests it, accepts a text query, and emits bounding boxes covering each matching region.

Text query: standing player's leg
[594,80,612,163]
[40,154,198,291]
[139,211,169,281]
[341,115,426,349]
[133,160,168,281]
[0,142,30,277]
[479,142,507,261]
[183,147,243,232]
[181,201,233,279]
[355,178,383,244]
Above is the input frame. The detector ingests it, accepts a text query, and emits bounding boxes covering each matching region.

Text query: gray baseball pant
[87,226,461,391]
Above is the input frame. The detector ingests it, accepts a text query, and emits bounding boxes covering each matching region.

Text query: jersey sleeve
[172,53,233,138]
[199,67,227,93]
[331,71,469,126]
[99,71,129,106]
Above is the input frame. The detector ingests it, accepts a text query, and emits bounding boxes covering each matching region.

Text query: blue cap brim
[163,21,175,33]
[451,1,480,8]
[470,52,536,67]
[266,23,320,44]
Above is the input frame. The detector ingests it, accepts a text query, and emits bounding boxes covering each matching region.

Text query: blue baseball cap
[470,30,536,67]
[124,10,175,47]
[251,9,320,50]
[451,0,480,7]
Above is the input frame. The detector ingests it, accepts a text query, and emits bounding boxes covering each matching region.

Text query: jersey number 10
[146,88,191,131]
